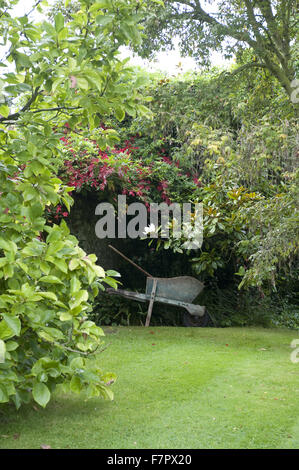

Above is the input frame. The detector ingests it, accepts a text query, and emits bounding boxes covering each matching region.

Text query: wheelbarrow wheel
[182,309,210,327]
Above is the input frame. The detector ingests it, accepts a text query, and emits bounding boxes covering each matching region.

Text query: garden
[0,0,298,451]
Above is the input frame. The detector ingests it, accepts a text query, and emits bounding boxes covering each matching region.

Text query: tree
[0,0,153,409]
[137,0,298,103]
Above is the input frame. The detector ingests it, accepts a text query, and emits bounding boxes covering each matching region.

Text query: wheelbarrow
[106,245,209,327]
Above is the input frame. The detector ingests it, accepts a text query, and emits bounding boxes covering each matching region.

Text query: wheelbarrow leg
[145,278,157,327]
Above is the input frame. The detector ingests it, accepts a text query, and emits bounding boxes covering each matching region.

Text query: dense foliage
[0,0,155,409]
[54,65,298,328]
[126,70,298,284]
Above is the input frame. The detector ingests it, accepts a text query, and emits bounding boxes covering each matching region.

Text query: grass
[1,326,299,449]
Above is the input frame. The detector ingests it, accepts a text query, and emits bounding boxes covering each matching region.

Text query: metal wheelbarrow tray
[106,246,209,327]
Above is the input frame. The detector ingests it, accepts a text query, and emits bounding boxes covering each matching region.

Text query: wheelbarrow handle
[108,244,153,278]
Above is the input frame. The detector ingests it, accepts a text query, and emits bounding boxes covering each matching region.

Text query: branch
[31,106,82,114]
[0,86,41,123]
[41,337,110,357]
[230,62,268,75]
[179,0,259,49]
[0,102,82,123]
[26,0,43,18]
[255,0,289,65]
[0,6,9,19]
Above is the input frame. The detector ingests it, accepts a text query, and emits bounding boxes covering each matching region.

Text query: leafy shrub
[0,154,119,408]
[0,0,156,408]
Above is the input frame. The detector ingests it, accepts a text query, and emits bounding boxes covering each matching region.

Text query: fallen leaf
[152,343,156,346]
[13,433,20,440]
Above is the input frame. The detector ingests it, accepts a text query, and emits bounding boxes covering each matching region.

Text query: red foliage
[47,129,202,224]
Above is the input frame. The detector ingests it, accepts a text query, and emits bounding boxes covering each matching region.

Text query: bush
[0,0,154,408]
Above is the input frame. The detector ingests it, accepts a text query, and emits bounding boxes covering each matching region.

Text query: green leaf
[53,258,68,274]
[106,270,121,277]
[42,21,56,37]
[68,305,84,316]
[90,0,110,10]
[46,229,62,243]
[59,312,72,321]
[46,241,65,257]
[235,266,246,276]
[0,238,14,252]
[41,327,64,340]
[2,314,21,336]
[39,275,64,285]
[114,106,125,122]
[3,264,14,279]
[32,383,51,408]
[16,261,28,274]
[0,384,9,403]
[70,375,83,393]
[5,340,18,351]
[22,240,44,257]
[0,320,14,340]
[69,259,79,271]
[0,257,8,268]
[93,265,105,278]
[0,104,9,118]
[14,52,31,69]
[100,384,114,400]
[120,22,138,43]
[40,261,51,275]
[95,14,114,26]
[70,276,81,294]
[52,77,64,94]
[76,77,89,90]
[54,13,64,33]
[70,357,84,369]
[103,277,118,289]
[39,292,58,302]
[69,290,89,309]
[137,104,152,118]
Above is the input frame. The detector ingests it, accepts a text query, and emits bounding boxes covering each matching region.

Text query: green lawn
[1,326,299,449]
